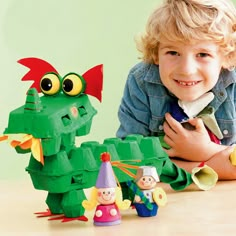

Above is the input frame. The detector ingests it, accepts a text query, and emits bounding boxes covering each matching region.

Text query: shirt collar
[144,64,163,84]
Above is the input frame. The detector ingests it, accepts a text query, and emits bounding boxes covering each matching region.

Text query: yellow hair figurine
[82,152,131,226]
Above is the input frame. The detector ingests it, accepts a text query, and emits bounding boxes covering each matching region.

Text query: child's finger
[188,117,206,132]
[165,113,184,134]
[163,147,176,157]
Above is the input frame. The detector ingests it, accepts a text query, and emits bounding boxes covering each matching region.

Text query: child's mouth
[176,80,200,86]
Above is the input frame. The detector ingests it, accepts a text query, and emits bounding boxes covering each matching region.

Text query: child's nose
[178,55,198,76]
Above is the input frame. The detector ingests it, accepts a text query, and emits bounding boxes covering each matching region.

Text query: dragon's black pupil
[41,78,52,91]
[63,79,73,92]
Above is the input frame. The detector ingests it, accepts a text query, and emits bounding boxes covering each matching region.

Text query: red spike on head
[18,57,103,101]
[82,64,103,102]
[18,57,58,92]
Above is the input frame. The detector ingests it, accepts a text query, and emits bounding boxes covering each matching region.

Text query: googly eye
[40,73,61,95]
[62,73,86,96]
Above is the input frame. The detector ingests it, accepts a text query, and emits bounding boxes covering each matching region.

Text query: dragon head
[4,58,103,158]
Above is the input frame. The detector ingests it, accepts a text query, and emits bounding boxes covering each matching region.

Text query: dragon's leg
[35,192,63,217]
[61,189,86,218]
[43,189,88,222]
[46,192,64,214]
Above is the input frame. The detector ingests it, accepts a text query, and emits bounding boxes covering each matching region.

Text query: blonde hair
[137,0,236,69]
[82,187,131,211]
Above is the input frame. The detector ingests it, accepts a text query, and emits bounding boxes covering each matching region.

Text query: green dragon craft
[0,58,218,222]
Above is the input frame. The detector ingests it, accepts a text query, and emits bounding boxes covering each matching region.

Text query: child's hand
[206,146,236,179]
[163,113,225,161]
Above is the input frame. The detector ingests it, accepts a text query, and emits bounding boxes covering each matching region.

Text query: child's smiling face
[158,39,225,102]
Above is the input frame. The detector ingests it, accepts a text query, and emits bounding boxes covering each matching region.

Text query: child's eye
[197,52,210,58]
[167,51,179,56]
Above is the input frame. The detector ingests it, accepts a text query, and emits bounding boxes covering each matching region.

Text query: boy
[117,0,236,179]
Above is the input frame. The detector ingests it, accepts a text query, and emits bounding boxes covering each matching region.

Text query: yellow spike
[230,146,236,165]
[1,133,44,165]
[31,137,44,165]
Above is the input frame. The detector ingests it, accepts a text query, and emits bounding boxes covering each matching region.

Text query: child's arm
[163,113,227,161]
[171,146,236,180]
[163,112,236,179]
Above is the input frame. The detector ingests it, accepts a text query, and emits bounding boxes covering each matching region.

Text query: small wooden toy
[127,166,167,217]
[82,152,131,226]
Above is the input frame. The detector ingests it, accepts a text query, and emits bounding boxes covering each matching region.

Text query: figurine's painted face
[158,39,224,102]
[97,187,116,205]
[137,175,157,190]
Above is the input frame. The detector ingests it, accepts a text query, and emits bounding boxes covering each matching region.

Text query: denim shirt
[117,62,236,145]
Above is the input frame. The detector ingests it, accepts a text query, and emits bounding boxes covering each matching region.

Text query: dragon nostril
[62,114,72,126]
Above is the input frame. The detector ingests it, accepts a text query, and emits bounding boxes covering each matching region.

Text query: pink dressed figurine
[82,152,131,226]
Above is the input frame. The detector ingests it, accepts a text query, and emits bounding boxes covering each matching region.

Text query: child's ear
[154,57,159,65]
[221,62,228,71]
[222,62,235,71]
[221,52,235,71]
